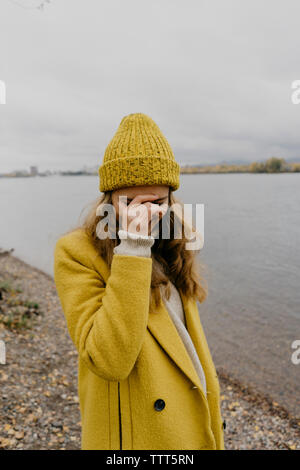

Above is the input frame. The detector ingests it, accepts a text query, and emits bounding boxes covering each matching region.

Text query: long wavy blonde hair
[68,188,207,310]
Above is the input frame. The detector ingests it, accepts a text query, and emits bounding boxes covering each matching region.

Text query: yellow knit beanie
[98,113,180,192]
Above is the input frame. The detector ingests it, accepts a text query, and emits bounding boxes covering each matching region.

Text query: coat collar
[147,288,208,399]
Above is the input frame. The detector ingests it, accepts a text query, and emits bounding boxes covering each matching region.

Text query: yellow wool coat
[53,228,225,450]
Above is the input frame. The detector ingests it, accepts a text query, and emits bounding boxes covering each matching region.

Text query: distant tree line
[249,158,300,173]
[181,157,300,174]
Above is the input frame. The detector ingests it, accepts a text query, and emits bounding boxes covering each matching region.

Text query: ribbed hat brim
[99,155,180,192]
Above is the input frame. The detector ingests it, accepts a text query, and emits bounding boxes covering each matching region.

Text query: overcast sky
[0,0,300,172]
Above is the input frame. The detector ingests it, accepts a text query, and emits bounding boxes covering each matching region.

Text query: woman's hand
[118,194,168,237]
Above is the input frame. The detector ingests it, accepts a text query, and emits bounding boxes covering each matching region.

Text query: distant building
[30,166,38,176]
[14,169,30,177]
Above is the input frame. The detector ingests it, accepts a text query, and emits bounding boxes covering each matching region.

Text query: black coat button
[154,399,165,411]
[223,420,226,430]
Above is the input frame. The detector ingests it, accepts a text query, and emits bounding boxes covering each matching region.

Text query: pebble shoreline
[0,253,299,450]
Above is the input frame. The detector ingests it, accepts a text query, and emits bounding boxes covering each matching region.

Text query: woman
[54,113,225,450]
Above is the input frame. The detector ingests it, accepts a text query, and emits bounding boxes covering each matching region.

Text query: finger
[135,204,154,225]
[117,195,130,210]
[128,210,150,235]
[127,203,148,219]
[128,194,159,209]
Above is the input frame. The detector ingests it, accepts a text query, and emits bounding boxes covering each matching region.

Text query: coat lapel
[147,289,207,398]
[178,289,213,382]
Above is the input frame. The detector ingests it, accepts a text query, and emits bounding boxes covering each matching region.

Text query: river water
[0,173,299,416]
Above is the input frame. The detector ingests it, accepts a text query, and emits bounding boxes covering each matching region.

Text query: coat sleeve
[53,231,153,381]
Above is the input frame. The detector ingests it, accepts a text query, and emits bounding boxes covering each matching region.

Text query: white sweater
[113,229,207,396]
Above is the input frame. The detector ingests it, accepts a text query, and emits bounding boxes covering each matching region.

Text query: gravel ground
[0,253,299,450]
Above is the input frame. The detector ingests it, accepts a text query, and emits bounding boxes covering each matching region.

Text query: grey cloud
[0,0,300,172]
